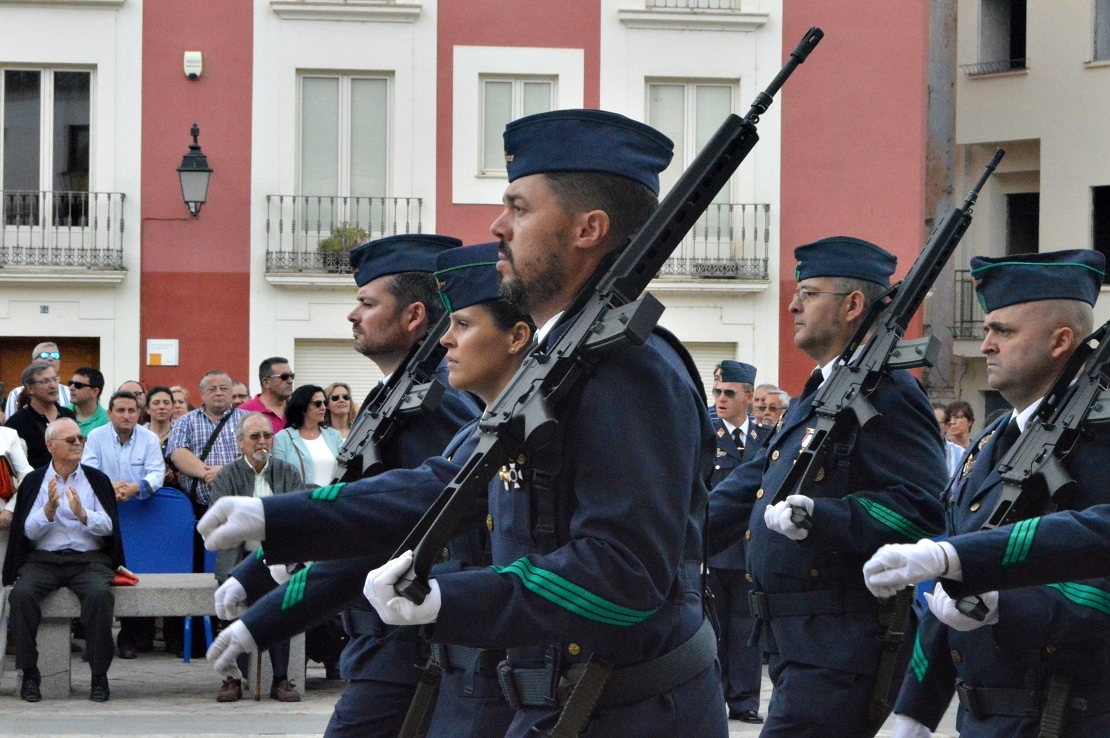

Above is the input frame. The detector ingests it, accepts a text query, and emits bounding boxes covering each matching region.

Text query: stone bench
[26,573,304,699]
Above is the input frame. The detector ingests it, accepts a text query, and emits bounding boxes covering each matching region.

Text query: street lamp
[177,123,212,217]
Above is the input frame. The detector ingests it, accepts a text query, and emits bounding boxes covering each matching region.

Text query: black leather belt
[430,643,502,677]
[748,588,878,619]
[341,608,418,641]
[955,680,1110,720]
[497,619,717,711]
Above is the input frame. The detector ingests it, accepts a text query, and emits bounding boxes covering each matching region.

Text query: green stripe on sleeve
[310,482,345,501]
[254,547,265,561]
[910,631,929,683]
[281,563,313,611]
[1046,582,1110,617]
[847,495,931,541]
[492,557,657,627]
[1001,517,1039,567]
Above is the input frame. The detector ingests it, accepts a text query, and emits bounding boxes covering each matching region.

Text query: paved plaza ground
[0,641,959,737]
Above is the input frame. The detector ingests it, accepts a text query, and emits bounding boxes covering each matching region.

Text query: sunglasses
[245,431,275,441]
[69,380,92,390]
[54,434,87,446]
[37,351,61,360]
[266,372,296,382]
[308,400,326,408]
[330,394,350,402]
[712,388,740,399]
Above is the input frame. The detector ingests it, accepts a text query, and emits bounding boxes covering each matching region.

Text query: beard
[250,448,270,464]
[496,238,565,318]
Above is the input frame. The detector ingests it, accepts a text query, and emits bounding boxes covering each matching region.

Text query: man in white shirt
[83,390,165,659]
[4,343,70,419]
[2,418,124,702]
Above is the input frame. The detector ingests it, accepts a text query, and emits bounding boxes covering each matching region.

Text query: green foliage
[318,223,368,253]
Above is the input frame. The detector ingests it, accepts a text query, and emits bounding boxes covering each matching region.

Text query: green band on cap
[971,260,1106,278]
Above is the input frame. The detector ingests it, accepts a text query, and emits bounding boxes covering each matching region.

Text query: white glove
[763,494,814,541]
[214,577,248,621]
[363,550,442,626]
[269,563,293,585]
[892,713,934,738]
[198,497,265,551]
[925,582,998,631]
[863,539,956,599]
[206,619,256,679]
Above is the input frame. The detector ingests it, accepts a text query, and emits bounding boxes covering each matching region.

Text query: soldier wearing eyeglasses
[5,361,77,469]
[238,357,295,433]
[709,360,772,724]
[3,417,125,703]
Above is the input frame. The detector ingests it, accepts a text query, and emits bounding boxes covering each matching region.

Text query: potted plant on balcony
[317,223,368,272]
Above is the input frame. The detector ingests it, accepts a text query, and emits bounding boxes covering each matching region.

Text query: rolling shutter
[682,341,737,398]
[293,339,383,407]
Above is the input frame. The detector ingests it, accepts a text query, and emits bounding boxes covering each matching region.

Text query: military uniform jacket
[708,368,947,675]
[895,415,1110,732]
[708,415,771,570]
[232,368,480,684]
[427,325,721,736]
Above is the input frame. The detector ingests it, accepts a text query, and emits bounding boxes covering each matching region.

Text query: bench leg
[38,617,72,699]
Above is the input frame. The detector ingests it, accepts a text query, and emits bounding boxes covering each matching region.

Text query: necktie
[801,369,824,402]
[732,428,744,452]
[991,418,1021,466]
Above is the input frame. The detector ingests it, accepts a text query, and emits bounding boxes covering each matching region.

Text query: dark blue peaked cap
[719,360,756,385]
[794,236,897,288]
[971,250,1105,312]
[503,109,674,195]
[434,243,502,313]
[349,234,462,287]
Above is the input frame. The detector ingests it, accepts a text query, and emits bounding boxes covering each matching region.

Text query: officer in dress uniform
[707,237,948,737]
[204,245,522,737]
[707,360,772,723]
[863,250,1110,738]
[354,110,727,737]
[207,235,482,738]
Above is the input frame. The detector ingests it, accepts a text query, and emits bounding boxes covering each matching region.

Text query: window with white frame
[1,68,91,226]
[1096,0,1110,61]
[299,73,390,231]
[479,76,554,176]
[647,80,734,204]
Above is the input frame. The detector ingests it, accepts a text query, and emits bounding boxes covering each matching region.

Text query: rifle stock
[392,27,825,605]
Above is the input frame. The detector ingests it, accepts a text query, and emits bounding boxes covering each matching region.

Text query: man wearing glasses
[4,343,71,419]
[5,361,77,469]
[66,368,109,437]
[3,417,124,703]
[239,358,295,433]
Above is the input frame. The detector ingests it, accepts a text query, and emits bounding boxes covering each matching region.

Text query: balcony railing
[0,190,125,269]
[265,194,424,273]
[953,269,985,339]
[646,0,736,8]
[960,58,1028,76]
[659,202,769,280]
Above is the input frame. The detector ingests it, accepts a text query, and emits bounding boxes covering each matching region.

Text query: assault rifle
[331,312,451,483]
[391,27,825,604]
[769,149,1005,522]
[955,319,1110,620]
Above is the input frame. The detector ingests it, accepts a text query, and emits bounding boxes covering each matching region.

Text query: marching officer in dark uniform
[204,234,481,738]
[358,110,727,737]
[707,237,948,737]
[204,244,529,736]
[864,250,1110,738]
[707,360,771,723]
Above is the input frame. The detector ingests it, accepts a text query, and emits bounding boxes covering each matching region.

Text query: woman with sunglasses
[323,383,358,441]
[272,385,342,488]
[205,244,530,737]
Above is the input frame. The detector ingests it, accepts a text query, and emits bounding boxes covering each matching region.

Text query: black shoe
[118,643,137,659]
[90,674,110,702]
[728,709,764,724]
[21,669,42,702]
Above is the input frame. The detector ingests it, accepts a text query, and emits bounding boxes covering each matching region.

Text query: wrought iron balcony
[659,202,769,280]
[0,190,125,269]
[265,194,423,273]
[647,0,736,8]
[953,269,985,339]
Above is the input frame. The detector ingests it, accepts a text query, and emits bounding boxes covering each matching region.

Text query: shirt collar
[535,312,565,346]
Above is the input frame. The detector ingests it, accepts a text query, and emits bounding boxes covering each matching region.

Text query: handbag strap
[186,410,235,497]
[284,428,308,481]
